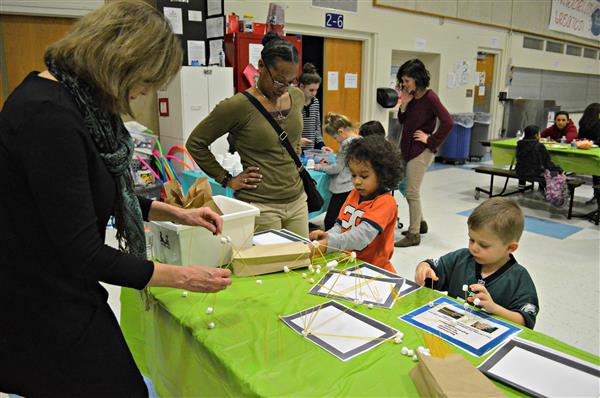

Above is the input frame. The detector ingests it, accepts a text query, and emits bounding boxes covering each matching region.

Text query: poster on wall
[548,0,600,40]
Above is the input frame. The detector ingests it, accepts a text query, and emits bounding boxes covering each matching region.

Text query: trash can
[439,113,474,164]
[469,112,491,161]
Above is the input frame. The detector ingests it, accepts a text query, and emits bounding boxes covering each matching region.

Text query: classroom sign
[548,0,600,40]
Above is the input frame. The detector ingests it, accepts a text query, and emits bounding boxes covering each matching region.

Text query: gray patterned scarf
[46,59,146,260]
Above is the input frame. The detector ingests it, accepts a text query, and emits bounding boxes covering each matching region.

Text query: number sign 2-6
[325,13,343,29]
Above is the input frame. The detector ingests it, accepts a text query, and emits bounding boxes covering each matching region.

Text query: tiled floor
[103,161,600,357]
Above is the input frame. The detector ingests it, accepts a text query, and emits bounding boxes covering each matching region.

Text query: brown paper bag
[410,352,504,398]
[163,178,222,215]
[232,242,311,277]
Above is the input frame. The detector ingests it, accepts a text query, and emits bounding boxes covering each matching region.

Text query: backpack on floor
[543,169,568,207]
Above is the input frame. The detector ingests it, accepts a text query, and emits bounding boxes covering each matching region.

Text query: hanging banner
[548,0,600,40]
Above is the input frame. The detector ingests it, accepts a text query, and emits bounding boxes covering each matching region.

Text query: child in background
[310,136,403,272]
[414,197,539,328]
[515,125,561,191]
[359,120,386,138]
[314,113,361,230]
[540,111,578,143]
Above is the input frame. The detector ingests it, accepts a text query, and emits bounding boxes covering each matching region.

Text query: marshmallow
[350,252,357,259]
[220,236,228,244]
[302,273,307,279]
[315,269,321,274]
[412,355,418,361]
[462,284,469,292]
[301,329,311,336]
[181,291,188,298]
[367,303,374,309]
[353,298,362,306]
[283,266,290,273]
[463,302,470,310]
[205,306,214,315]
[326,260,338,270]
[473,297,481,306]
[407,349,414,356]
[394,336,403,344]
[308,278,314,283]
[396,332,404,339]
[207,322,215,329]
[401,347,409,355]
[311,240,320,248]
[343,270,351,276]
[256,279,263,285]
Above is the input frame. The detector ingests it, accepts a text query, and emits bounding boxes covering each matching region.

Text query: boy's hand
[415,262,438,286]
[309,239,328,257]
[309,230,327,241]
[468,284,498,313]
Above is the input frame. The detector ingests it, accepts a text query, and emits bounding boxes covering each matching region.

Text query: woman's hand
[229,166,262,190]
[177,207,223,235]
[148,263,232,293]
[300,137,312,146]
[413,130,429,144]
[400,87,414,111]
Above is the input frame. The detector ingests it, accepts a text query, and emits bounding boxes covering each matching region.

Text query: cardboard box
[232,241,311,276]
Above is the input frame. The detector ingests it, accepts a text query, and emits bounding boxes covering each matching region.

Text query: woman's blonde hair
[44,0,182,115]
[324,112,354,137]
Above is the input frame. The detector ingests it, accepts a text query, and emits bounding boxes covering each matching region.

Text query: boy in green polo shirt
[414,197,539,328]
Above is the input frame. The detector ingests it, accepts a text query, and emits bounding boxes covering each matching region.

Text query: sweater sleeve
[425,91,454,151]
[137,195,153,222]
[540,126,554,139]
[19,102,153,289]
[186,96,244,183]
[565,122,578,143]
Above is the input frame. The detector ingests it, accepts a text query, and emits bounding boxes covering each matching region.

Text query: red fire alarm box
[158,98,169,117]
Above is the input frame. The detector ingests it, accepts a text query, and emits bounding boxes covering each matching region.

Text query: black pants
[325,191,351,230]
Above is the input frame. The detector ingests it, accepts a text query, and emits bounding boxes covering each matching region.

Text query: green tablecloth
[491,138,600,176]
[181,169,332,219]
[120,268,599,397]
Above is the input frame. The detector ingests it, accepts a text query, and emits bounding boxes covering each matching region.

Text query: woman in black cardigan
[0,2,231,396]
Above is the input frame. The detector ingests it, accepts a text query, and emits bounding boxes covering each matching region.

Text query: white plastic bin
[150,195,260,267]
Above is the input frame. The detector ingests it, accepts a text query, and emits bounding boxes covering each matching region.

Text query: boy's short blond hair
[467,197,524,243]
[45,0,182,115]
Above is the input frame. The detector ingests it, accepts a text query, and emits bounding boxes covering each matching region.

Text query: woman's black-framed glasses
[265,66,297,88]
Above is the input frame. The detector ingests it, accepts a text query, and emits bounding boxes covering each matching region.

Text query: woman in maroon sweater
[540,111,578,143]
[395,59,453,247]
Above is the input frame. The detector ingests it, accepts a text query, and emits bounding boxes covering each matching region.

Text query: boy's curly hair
[346,136,403,192]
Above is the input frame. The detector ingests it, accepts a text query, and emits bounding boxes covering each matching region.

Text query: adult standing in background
[0,2,231,396]
[540,111,578,143]
[298,63,331,152]
[187,32,309,237]
[578,103,600,200]
[394,59,453,248]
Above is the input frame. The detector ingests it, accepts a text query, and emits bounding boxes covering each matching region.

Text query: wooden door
[0,15,75,104]
[473,52,495,113]
[322,38,362,152]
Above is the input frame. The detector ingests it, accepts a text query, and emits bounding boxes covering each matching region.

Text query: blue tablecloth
[181,169,331,219]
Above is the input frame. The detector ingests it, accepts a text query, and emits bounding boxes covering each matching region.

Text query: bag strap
[241,91,303,169]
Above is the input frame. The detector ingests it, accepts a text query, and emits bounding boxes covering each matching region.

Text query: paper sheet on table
[346,262,400,279]
[480,339,600,397]
[187,40,205,66]
[209,39,223,65]
[282,301,397,361]
[311,272,405,308]
[207,0,222,16]
[163,7,183,34]
[401,297,521,356]
[206,16,224,38]
[252,231,296,246]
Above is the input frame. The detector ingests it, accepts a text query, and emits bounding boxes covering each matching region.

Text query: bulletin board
[155,0,225,66]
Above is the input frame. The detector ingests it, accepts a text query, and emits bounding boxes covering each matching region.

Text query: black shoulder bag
[241,91,324,212]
